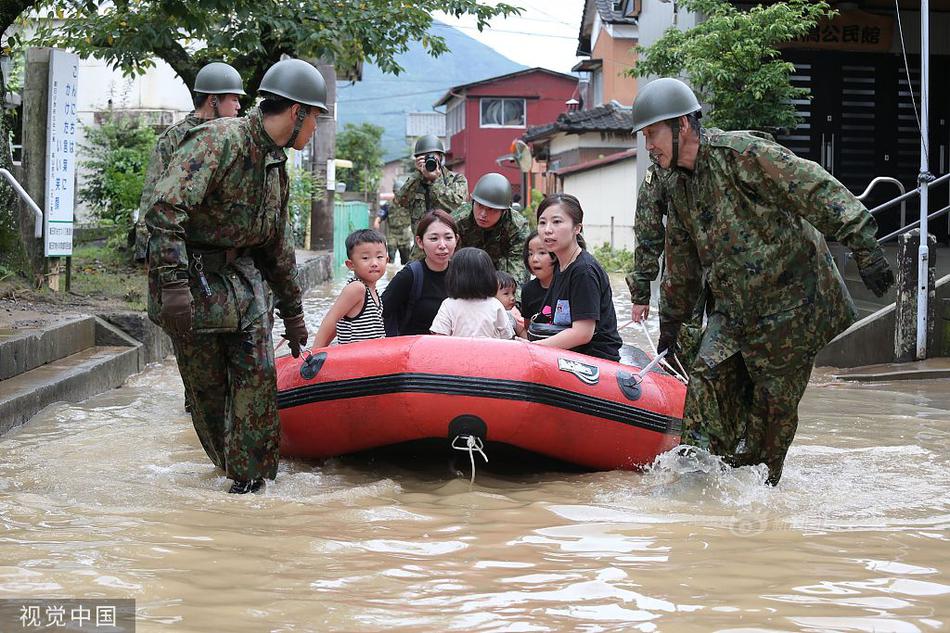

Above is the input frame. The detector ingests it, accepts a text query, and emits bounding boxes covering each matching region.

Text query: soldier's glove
[160,282,193,337]
[859,255,896,298]
[657,319,682,370]
[282,313,309,359]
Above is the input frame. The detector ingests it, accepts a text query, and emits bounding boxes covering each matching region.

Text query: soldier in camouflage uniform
[395,134,468,239]
[626,162,705,367]
[132,62,246,263]
[632,78,895,485]
[146,58,326,494]
[376,176,413,264]
[453,172,529,281]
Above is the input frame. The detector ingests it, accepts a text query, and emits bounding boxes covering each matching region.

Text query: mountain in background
[337,22,526,162]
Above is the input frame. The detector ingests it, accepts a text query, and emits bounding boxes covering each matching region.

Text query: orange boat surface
[276,336,685,471]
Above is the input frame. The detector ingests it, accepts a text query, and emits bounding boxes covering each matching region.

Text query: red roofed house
[433,68,579,197]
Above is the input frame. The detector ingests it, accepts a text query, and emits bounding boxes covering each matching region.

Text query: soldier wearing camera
[394,134,468,238]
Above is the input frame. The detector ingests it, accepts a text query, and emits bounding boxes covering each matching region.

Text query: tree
[32,1,519,105]
[336,122,383,194]
[630,0,833,132]
[0,0,39,278]
[77,114,155,247]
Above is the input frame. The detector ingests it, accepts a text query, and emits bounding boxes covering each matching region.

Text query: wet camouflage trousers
[172,315,280,481]
[680,351,813,486]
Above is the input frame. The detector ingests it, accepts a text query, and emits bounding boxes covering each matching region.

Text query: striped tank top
[336,277,386,344]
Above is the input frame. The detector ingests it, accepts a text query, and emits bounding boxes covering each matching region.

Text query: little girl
[430,247,514,339]
[520,229,556,322]
[311,229,388,347]
[533,193,621,361]
[495,270,525,337]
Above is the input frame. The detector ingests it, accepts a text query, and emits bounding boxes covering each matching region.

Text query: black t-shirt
[542,250,622,361]
[381,261,448,336]
[520,277,549,322]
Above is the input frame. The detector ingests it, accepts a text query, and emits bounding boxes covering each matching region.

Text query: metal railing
[872,172,950,244]
[0,168,43,238]
[858,176,906,226]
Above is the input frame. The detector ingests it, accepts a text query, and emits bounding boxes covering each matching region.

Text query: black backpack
[383,259,425,337]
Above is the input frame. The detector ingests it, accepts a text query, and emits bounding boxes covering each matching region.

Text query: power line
[338,87,448,104]
[429,22,576,40]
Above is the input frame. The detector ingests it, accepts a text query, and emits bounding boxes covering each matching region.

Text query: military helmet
[193,62,246,96]
[471,173,512,210]
[413,134,445,156]
[631,78,701,132]
[259,59,329,113]
[393,175,408,192]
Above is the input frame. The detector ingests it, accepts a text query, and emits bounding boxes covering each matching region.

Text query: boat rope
[637,349,668,381]
[451,434,488,484]
[638,322,689,384]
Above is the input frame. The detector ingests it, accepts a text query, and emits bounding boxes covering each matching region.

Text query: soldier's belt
[187,246,248,273]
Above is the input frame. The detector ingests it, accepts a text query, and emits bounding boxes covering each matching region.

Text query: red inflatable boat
[276,336,685,471]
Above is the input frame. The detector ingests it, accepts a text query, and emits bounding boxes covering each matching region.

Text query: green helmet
[413,134,445,156]
[471,173,512,210]
[393,175,407,192]
[193,62,246,96]
[259,59,329,113]
[631,78,701,132]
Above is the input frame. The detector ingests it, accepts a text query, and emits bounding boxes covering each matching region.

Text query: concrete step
[0,316,96,381]
[0,344,142,435]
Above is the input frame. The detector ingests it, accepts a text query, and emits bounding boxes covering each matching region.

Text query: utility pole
[309,62,336,251]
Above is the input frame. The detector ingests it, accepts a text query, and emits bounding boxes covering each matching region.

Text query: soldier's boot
[228,478,265,494]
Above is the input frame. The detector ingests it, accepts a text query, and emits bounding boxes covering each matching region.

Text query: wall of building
[590,27,638,106]
[560,156,637,251]
[634,2,699,189]
[453,71,577,195]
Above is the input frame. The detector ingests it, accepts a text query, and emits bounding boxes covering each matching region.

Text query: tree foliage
[630,0,833,132]
[0,0,39,277]
[336,122,384,194]
[32,0,519,104]
[77,115,155,245]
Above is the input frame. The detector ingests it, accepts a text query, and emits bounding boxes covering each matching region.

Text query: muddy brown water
[1,270,947,631]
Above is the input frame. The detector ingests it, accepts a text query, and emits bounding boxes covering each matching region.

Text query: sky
[434,0,587,74]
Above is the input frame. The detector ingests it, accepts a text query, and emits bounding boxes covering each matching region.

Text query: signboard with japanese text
[782,10,894,53]
[44,49,79,257]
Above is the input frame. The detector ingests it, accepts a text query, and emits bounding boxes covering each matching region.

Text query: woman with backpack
[381,210,459,336]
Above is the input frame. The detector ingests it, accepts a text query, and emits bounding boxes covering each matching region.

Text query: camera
[424,153,439,173]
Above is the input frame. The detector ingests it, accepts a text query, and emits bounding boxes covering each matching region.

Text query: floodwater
[1,269,948,632]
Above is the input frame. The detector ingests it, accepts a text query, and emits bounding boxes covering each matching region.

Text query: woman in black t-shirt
[532,193,622,361]
[381,210,459,335]
[519,230,556,322]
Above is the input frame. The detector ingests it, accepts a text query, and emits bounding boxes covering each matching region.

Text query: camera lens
[424,154,438,172]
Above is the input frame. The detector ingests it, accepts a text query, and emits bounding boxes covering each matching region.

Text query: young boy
[495,270,525,338]
[312,229,389,347]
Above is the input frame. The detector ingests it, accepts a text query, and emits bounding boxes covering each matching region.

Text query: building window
[591,70,604,107]
[480,98,526,128]
[446,101,464,137]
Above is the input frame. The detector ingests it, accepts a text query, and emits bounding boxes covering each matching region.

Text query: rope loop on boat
[451,434,488,484]
[638,322,689,384]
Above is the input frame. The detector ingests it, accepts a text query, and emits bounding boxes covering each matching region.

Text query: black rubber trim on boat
[277,372,682,435]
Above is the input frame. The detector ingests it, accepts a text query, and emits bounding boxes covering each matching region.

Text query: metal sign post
[917,1,931,360]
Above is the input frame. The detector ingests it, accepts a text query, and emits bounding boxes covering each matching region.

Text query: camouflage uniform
[452,202,530,281]
[661,129,881,484]
[395,169,468,228]
[385,201,413,264]
[131,114,205,262]
[146,107,301,482]
[626,164,705,365]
